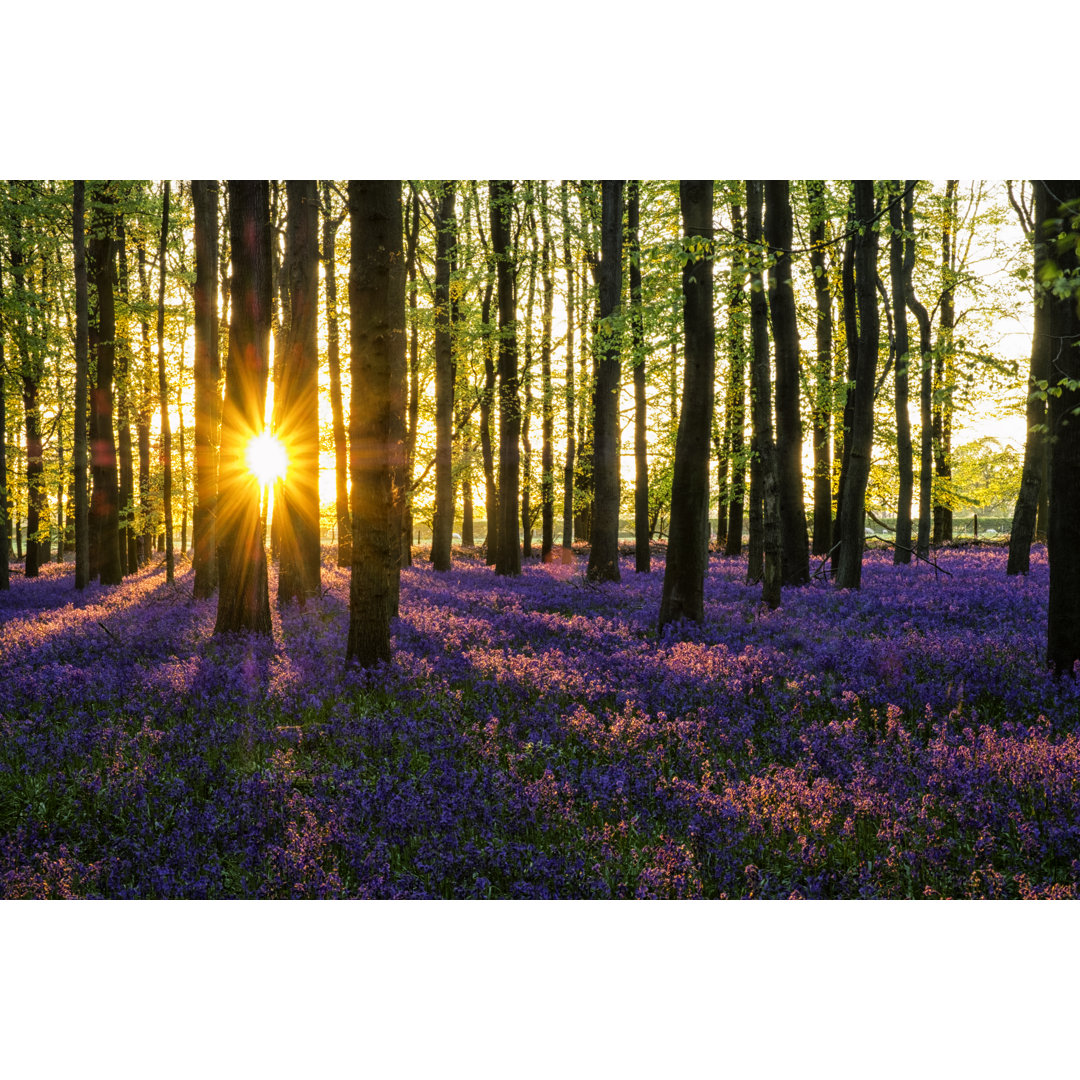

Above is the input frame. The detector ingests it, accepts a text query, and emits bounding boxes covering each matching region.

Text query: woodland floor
[1,542,1078,899]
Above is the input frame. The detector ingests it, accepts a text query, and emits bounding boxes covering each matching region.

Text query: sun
[246,431,288,486]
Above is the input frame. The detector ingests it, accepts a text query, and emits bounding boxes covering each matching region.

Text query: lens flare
[246,431,288,485]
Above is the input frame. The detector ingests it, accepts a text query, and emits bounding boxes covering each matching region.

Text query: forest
[2,178,1080,902]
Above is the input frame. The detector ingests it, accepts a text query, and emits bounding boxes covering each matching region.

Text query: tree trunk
[832,197,860,576]
[347,180,404,666]
[136,240,154,566]
[214,181,272,636]
[0,232,7,589]
[192,179,220,597]
[387,187,409,621]
[71,182,90,589]
[586,180,624,582]
[321,182,351,569]
[745,180,782,606]
[1008,180,1049,576]
[628,180,650,572]
[658,180,715,628]
[1044,179,1080,674]
[835,181,880,590]
[431,181,457,572]
[934,179,958,544]
[276,180,322,605]
[806,180,833,556]
[722,192,748,559]
[155,181,174,583]
[898,184,934,561]
[491,180,521,577]
[764,180,810,586]
[539,181,556,563]
[88,181,123,586]
[404,186,421,569]
[560,180,576,552]
[890,181,914,563]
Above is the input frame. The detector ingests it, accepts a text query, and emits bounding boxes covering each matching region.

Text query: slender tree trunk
[10,187,44,579]
[658,180,715,628]
[155,181,174,583]
[88,181,123,585]
[560,180,576,552]
[114,217,138,575]
[491,180,521,576]
[586,180,624,582]
[725,192,747,558]
[1044,179,1080,674]
[136,240,153,566]
[462,471,474,546]
[890,181,914,563]
[431,181,457,571]
[1008,180,1049,575]
[387,186,409,621]
[521,185,539,562]
[539,181,556,562]
[276,180,322,604]
[215,181,272,636]
[806,180,833,556]
[900,184,934,560]
[347,180,404,666]
[71,182,90,589]
[404,186,421,568]
[745,180,781,606]
[934,179,957,544]
[0,236,7,589]
[628,180,650,572]
[765,180,810,586]
[321,183,350,569]
[832,199,860,576]
[835,181,880,590]
[192,179,220,597]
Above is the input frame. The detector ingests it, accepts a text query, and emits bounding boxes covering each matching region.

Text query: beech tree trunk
[276,180,322,605]
[890,181,914,563]
[658,180,715,628]
[1008,180,1049,576]
[135,240,153,566]
[765,180,810,585]
[539,181,556,562]
[586,180,624,582]
[114,217,137,576]
[490,180,521,577]
[88,181,123,586]
[432,181,456,572]
[72,182,90,589]
[214,181,272,636]
[1043,179,1080,674]
[806,180,833,556]
[745,180,781,606]
[347,180,404,666]
[192,179,220,597]
[835,181,880,590]
[560,180,576,552]
[723,192,747,559]
[933,179,958,544]
[404,186,421,568]
[628,180,650,572]
[0,235,7,589]
[155,181,174,583]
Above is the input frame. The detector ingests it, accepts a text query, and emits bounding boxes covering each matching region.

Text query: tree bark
[835,181,880,590]
[1042,180,1080,674]
[490,180,521,577]
[586,180,624,582]
[155,181,174,583]
[214,181,272,636]
[889,181,914,563]
[806,180,833,556]
[0,222,7,589]
[658,180,715,628]
[115,216,137,576]
[88,181,123,585]
[539,181,556,562]
[745,180,782,606]
[933,179,958,543]
[431,181,456,572]
[628,180,650,572]
[560,180,577,552]
[192,179,220,597]
[135,240,154,566]
[72,181,90,589]
[765,181,810,585]
[347,180,404,666]
[1008,180,1049,575]
[276,180,322,604]
[404,185,421,568]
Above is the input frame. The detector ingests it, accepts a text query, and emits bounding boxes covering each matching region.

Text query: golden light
[246,431,288,486]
